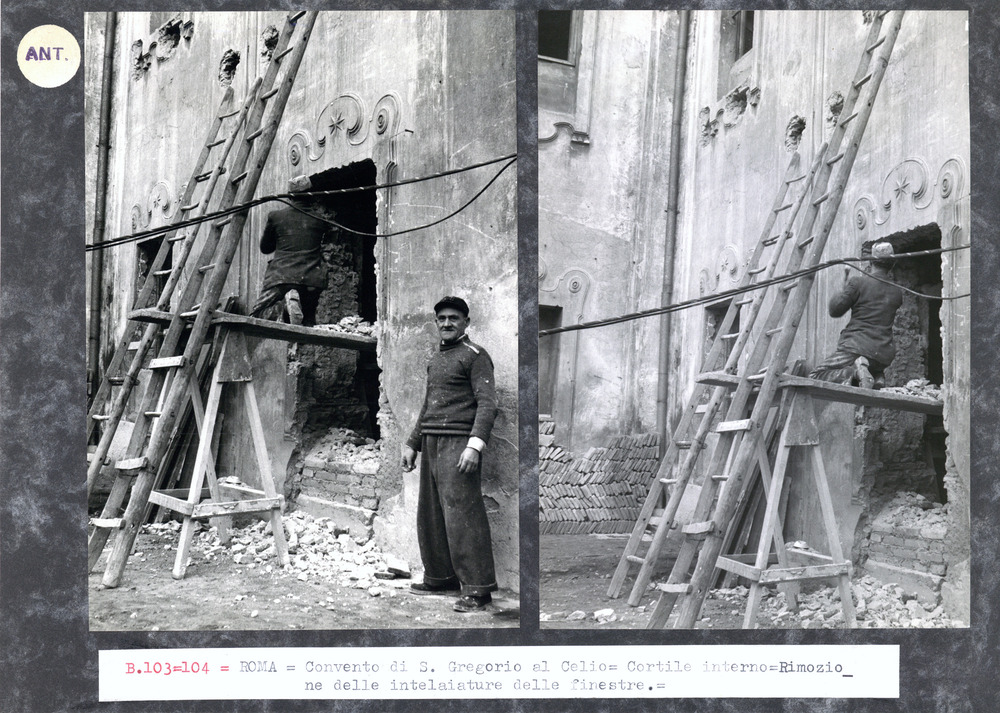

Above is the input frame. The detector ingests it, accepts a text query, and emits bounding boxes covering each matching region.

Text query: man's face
[436,307,469,344]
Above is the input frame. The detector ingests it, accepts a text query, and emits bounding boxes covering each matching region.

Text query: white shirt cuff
[466,437,487,452]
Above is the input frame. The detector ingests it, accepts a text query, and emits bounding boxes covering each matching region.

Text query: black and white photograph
[537,10,971,630]
[82,10,520,630]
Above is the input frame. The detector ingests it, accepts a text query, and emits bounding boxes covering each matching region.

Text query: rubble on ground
[709,576,963,628]
[882,378,942,400]
[315,315,377,337]
[141,510,409,597]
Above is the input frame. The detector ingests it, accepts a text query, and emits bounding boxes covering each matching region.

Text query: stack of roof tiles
[538,416,660,534]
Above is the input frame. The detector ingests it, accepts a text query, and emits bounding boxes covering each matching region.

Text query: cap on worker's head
[434,295,469,317]
[871,242,894,260]
[288,175,312,193]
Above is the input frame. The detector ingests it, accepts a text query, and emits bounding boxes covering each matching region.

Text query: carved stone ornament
[539,267,592,322]
[853,157,965,239]
[130,180,177,232]
[699,245,741,295]
[287,93,401,169]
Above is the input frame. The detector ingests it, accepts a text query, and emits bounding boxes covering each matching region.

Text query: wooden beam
[192,497,283,519]
[758,562,850,585]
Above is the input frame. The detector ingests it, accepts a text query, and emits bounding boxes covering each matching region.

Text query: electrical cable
[539,245,971,337]
[85,152,517,252]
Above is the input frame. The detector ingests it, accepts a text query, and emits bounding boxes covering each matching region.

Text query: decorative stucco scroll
[287,92,402,169]
[698,244,742,296]
[130,180,177,232]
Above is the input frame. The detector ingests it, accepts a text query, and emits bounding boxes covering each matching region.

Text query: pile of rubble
[539,417,659,535]
[882,378,942,400]
[315,315,377,337]
[141,510,410,598]
[709,576,963,628]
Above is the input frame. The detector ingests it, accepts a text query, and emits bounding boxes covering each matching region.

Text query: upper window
[539,11,576,64]
[734,11,755,60]
[717,10,756,98]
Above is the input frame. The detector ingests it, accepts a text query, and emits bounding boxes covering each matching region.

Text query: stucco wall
[87,11,518,590]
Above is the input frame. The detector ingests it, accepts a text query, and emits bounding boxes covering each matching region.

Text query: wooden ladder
[609,11,905,627]
[88,11,318,587]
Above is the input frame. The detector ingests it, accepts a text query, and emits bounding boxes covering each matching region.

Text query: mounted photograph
[537,9,969,630]
[85,10,518,630]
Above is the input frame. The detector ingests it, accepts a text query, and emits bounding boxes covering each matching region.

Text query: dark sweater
[406,335,498,451]
[829,271,903,365]
[259,207,328,290]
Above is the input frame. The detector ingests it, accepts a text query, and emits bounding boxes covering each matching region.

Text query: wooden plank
[148,489,202,517]
[715,556,762,581]
[149,356,186,370]
[656,583,692,594]
[115,457,147,472]
[758,562,850,584]
[90,518,124,529]
[214,311,377,351]
[786,546,834,562]
[192,497,283,518]
[681,520,716,535]
[697,372,942,415]
[716,419,752,433]
[218,482,266,498]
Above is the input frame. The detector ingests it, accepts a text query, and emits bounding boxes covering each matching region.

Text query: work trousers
[809,348,888,385]
[417,435,498,596]
[250,284,322,326]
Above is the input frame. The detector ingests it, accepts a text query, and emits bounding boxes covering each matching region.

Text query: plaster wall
[88,11,518,590]
[538,11,680,454]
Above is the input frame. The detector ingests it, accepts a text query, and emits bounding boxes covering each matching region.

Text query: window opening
[539,11,575,63]
[538,305,563,416]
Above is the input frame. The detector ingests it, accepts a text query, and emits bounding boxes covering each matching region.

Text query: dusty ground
[89,513,519,631]
[539,534,963,629]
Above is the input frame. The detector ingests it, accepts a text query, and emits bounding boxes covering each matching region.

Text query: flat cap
[434,295,469,317]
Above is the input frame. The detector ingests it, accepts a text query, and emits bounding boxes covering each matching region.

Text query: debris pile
[866,491,949,577]
[539,417,659,535]
[141,510,410,597]
[315,316,377,337]
[709,575,963,628]
[882,378,942,400]
[298,428,381,514]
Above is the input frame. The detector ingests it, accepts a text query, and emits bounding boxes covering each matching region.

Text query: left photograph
[84,10,519,630]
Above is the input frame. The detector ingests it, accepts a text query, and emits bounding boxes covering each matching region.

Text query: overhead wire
[539,245,971,337]
[85,152,517,252]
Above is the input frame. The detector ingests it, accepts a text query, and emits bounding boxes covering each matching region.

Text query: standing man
[810,242,903,389]
[250,175,331,326]
[401,296,499,612]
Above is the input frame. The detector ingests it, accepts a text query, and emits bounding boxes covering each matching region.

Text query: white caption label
[100,645,899,701]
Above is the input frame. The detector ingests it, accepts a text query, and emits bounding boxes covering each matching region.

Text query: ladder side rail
[672,11,904,629]
[101,12,318,588]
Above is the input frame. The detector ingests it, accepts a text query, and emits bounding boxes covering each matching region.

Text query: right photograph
[537,10,970,630]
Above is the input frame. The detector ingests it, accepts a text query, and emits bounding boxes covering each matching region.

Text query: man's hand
[457,447,480,475]
[401,445,418,472]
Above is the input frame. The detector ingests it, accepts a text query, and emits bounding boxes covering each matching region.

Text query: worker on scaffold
[810,241,903,389]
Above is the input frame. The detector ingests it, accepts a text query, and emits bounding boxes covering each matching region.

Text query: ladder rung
[735,297,754,307]
[274,46,294,61]
[839,111,859,127]
[179,202,201,212]
[116,457,148,472]
[153,269,172,277]
[180,309,200,319]
[854,72,873,90]
[149,356,186,370]
[797,235,816,248]
[261,87,279,101]
[231,171,249,184]
[198,263,216,273]
[215,218,232,228]
[780,280,799,291]
[867,36,886,53]
[626,555,645,565]
[167,233,187,243]
[747,265,767,275]
[194,171,213,182]
[675,440,692,449]
[657,583,692,595]
[245,127,264,143]
[826,151,845,166]
[218,108,241,119]
[716,419,752,433]
[107,377,125,386]
[682,521,716,535]
[786,173,808,183]
[720,332,738,340]
[90,517,125,530]
[127,341,141,350]
[658,478,678,486]
[290,10,308,21]
[710,474,729,481]
[206,137,226,148]
[765,327,783,337]
[774,203,794,213]
[761,235,780,246]
[144,411,163,418]
[812,192,830,206]
[91,414,110,421]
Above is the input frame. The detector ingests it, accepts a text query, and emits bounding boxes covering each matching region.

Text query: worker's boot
[854,356,874,389]
[284,289,304,326]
